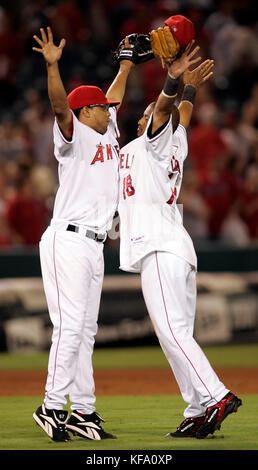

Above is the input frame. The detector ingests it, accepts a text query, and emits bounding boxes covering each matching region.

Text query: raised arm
[106,33,154,112]
[151,41,201,135]
[106,37,136,112]
[179,59,214,129]
[33,27,72,139]
[106,60,134,112]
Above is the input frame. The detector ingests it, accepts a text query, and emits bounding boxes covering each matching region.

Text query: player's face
[137,104,155,137]
[87,104,111,134]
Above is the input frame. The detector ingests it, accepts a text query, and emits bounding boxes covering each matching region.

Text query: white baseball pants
[39,226,104,413]
[141,251,228,418]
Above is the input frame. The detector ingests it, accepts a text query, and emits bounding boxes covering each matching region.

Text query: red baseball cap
[67,85,120,110]
[164,15,194,49]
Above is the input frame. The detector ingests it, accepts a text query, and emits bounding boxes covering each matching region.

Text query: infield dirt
[0,367,257,396]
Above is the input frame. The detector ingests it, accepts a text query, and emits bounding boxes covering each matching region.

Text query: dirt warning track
[0,367,257,396]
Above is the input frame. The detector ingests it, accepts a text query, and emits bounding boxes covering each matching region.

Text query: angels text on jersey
[120,150,182,204]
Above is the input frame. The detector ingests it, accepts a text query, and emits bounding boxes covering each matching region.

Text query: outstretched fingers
[183,42,201,67]
[189,55,201,66]
[32,46,43,53]
[185,40,195,54]
[33,27,50,52]
[187,45,200,60]
[40,28,48,43]
[59,38,66,50]
[124,36,130,48]
[33,26,54,49]
[196,60,214,84]
[33,34,43,48]
[202,71,213,83]
[47,26,53,42]
[200,59,214,70]
[199,60,214,76]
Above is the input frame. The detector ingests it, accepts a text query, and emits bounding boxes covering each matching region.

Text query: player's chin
[100,123,109,135]
[137,127,143,137]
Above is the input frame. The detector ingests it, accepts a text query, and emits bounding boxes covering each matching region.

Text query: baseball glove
[150,25,180,68]
[113,33,154,64]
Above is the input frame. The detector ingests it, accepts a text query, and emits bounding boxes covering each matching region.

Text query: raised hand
[168,41,201,79]
[33,27,66,65]
[183,59,214,88]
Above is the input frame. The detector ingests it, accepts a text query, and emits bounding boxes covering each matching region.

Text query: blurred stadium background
[0,0,258,353]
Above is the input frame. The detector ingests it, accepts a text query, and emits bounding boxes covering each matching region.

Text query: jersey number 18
[122,175,135,200]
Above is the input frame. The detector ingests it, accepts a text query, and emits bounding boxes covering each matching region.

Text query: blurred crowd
[0,0,257,249]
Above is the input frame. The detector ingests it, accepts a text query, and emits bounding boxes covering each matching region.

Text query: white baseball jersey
[118,115,197,272]
[52,107,120,233]
[40,107,120,414]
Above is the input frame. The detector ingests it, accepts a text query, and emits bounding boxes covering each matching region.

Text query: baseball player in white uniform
[118,45,242,439]
[31,27,135,442]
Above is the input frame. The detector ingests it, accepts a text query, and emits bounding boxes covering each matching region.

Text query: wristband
[162,74,179,98]
[181,84,196,104]
[118,48,134,62]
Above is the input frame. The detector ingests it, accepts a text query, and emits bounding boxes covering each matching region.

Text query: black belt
[67,224,106,242]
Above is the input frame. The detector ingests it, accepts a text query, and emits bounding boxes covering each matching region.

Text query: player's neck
[78,116,100,134]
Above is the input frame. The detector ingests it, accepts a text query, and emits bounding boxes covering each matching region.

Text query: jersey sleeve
[145,113,173,162]
[174,124,188,162]
[108,107,120,140]
[53,112,77,161]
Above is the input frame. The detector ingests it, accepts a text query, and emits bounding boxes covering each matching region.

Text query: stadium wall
[0,245,258,352]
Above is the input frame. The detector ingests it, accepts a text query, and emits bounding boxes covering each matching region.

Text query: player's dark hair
[73,107,83,119]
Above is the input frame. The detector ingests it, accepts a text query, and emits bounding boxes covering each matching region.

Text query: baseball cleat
[166,416,205,438]
[195,392,242,439]
[66,411,117,440]
[33,404,71,442]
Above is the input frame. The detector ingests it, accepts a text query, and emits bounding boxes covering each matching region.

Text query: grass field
[1,394,257,451]
[1,343,258,370]
[0,344,258,457]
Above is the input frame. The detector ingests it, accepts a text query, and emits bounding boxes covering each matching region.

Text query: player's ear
[81,106,91,118]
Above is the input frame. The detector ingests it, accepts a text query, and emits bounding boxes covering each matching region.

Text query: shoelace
[91,412,104,427]
[57,423,68,434]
